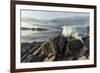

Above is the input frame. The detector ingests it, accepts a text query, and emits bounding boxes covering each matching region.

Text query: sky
[21,9,90,21]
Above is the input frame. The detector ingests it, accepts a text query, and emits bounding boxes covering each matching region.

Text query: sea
[21,20,89,43]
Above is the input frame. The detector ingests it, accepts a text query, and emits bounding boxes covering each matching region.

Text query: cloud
[21,10,90,20]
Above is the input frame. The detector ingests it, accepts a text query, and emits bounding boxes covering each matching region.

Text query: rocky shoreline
[21,35,89,62]
[21,27,89,62]
[21,41,45,62]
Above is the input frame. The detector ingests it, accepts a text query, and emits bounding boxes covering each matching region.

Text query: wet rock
[21,26,90,62]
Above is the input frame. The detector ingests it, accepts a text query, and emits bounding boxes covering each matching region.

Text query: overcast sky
[21,10,90,20]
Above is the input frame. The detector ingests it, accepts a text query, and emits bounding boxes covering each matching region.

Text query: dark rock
[82,26,89,58]
[21,42,44,62]
[21,29,89,62]
[32,28,49,31]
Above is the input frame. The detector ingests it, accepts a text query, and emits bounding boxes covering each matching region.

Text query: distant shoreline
[21,27,49,31]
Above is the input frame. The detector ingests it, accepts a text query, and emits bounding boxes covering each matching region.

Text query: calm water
[21,28,62,43]
[21,21,88,43]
